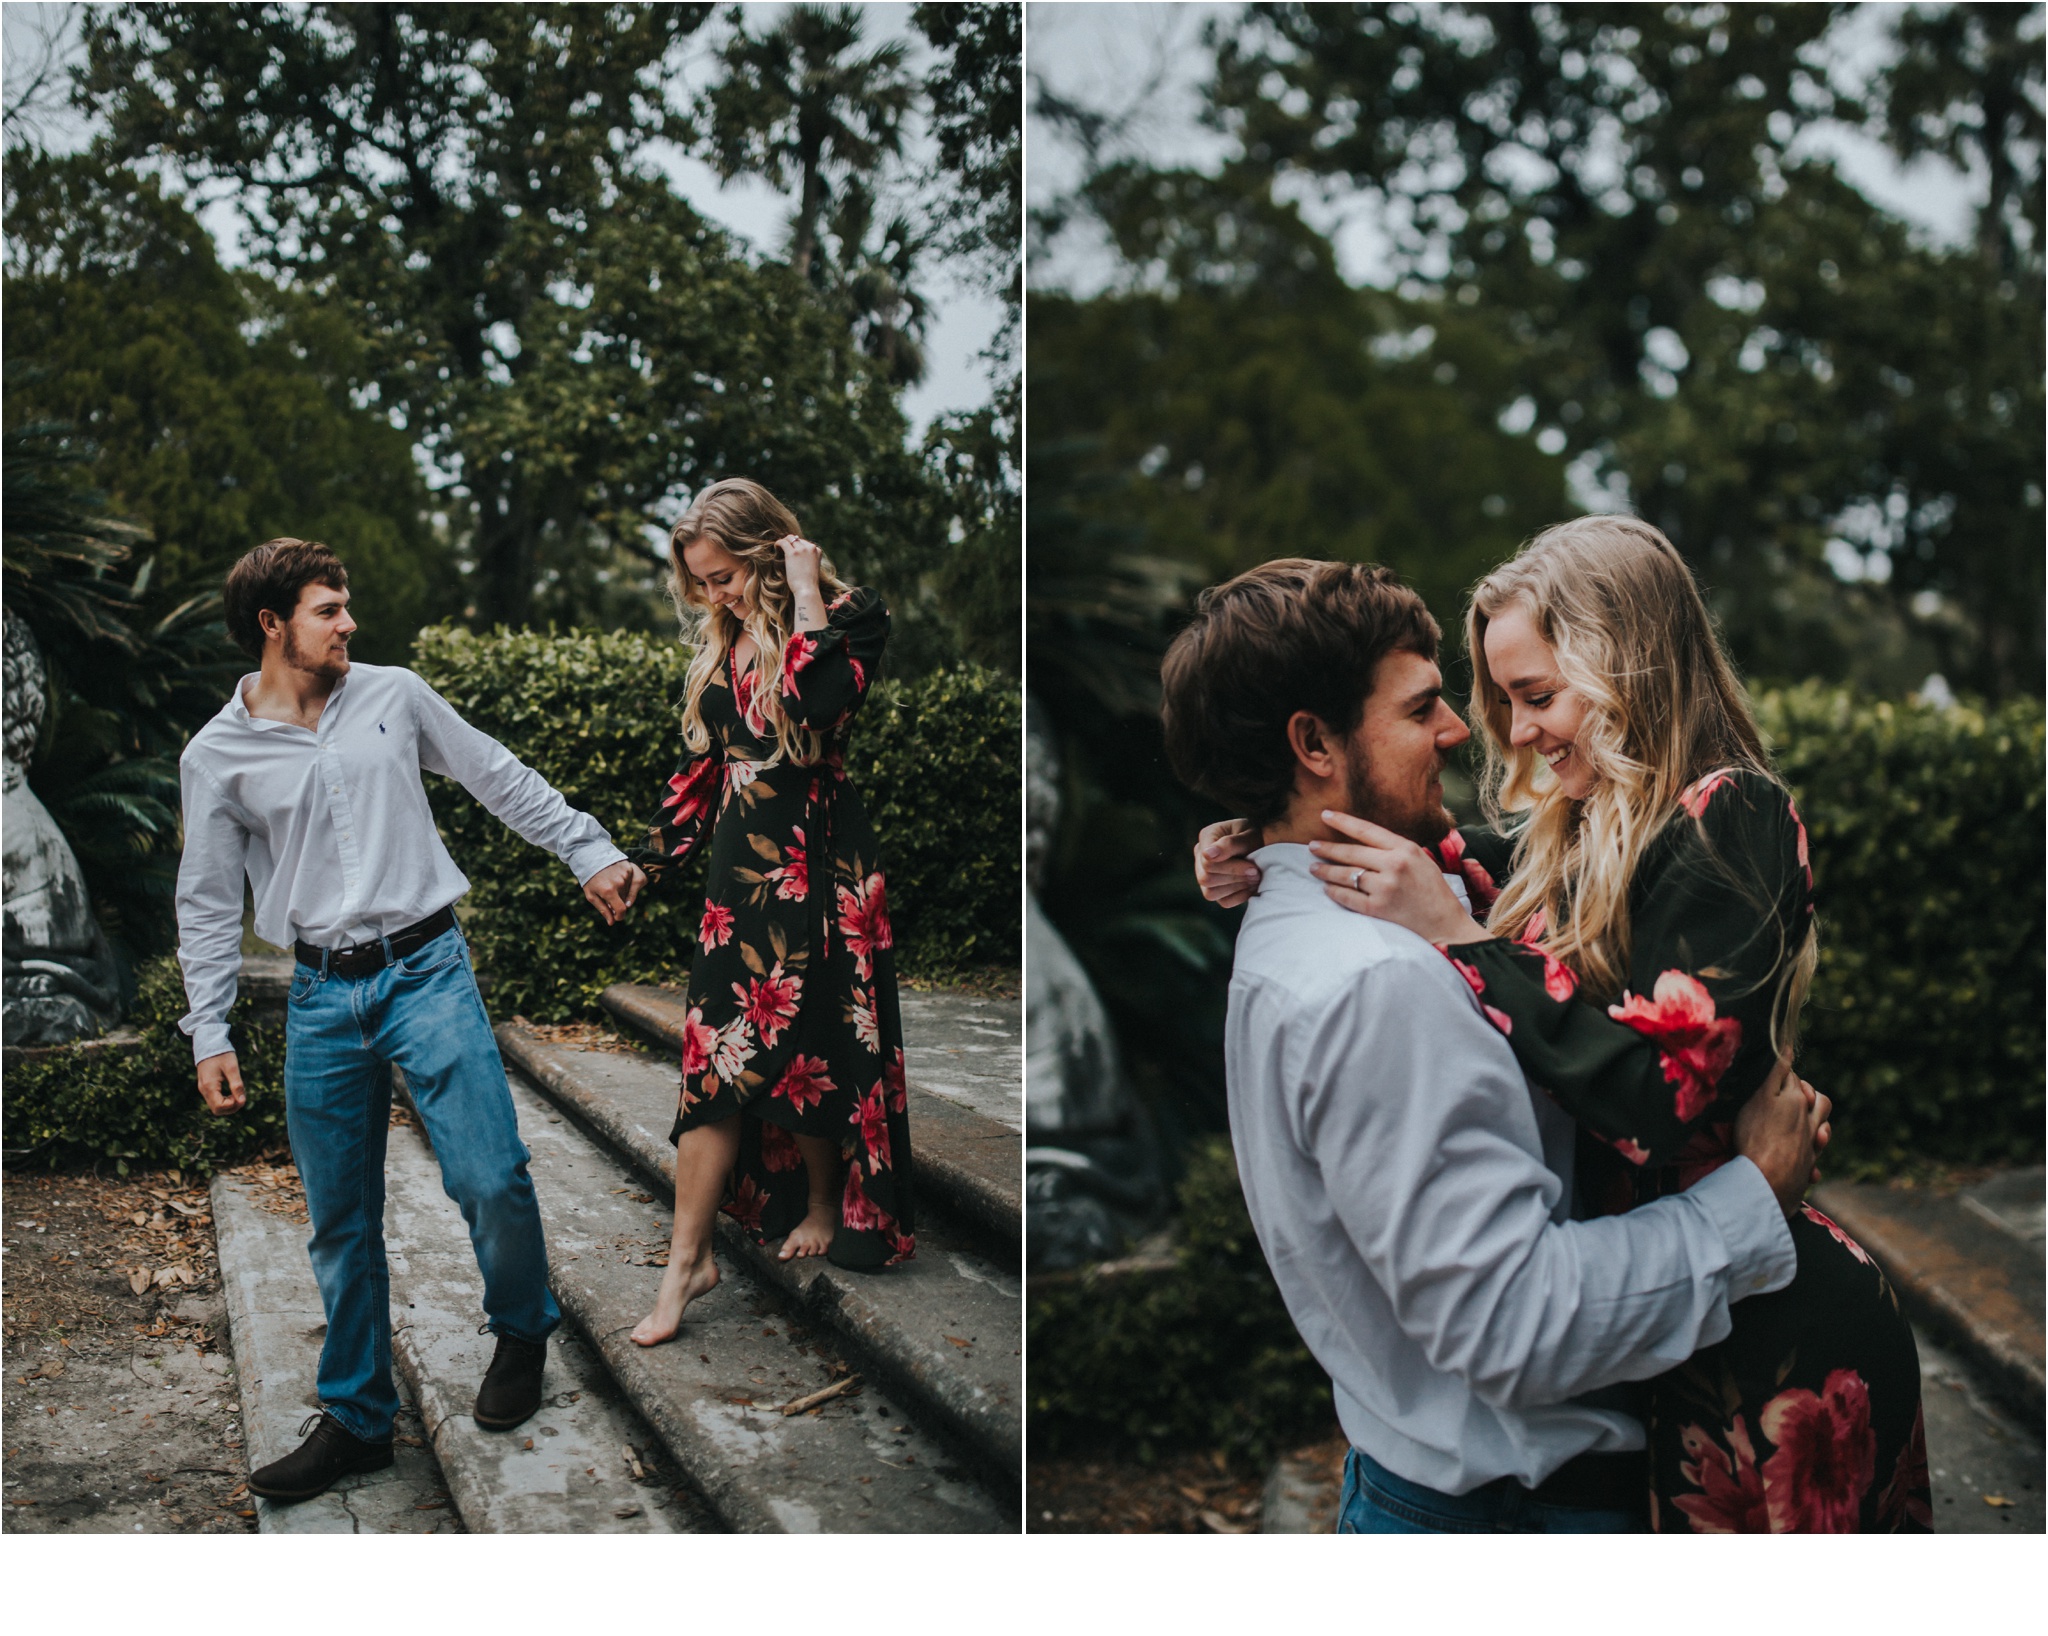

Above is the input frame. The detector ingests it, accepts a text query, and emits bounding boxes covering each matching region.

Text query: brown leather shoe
[246,1411,395,1502]
[473,1333,548,1430]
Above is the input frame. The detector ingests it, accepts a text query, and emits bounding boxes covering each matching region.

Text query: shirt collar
[1250,840,1472,910]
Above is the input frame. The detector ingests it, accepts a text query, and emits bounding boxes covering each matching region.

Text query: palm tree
[701,4,915,281]
[3,419,238,966]
[820,179,933,386]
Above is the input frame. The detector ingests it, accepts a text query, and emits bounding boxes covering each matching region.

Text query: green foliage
[2,420,243,967]
[2,957,287,1176]
[1757,685,2046,1170]
[409,624,1019,1021]
[3,150,451,666]
[1027,1138,1331,1465]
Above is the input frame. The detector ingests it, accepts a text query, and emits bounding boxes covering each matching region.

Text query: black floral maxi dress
[635,587,915,1269]
[1431,768,1929,1532]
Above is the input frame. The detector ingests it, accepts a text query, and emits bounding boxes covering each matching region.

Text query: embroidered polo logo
[379,723,387,733]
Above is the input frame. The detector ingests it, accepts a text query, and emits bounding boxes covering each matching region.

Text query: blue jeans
[1337,1448,1645,1534]
[284,925,558,1442]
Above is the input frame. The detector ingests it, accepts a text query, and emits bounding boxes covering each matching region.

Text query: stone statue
[4,607,123,1046]
[1024,694,1166,1270]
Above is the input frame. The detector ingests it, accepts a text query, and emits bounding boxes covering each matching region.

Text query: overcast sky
[0,1,1008,437]
[1025,0,1988,296]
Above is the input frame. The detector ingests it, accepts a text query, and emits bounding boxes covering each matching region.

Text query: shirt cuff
[187,1021,235,1065]
[568,838,628,886]
[1688,1157,1798,1299]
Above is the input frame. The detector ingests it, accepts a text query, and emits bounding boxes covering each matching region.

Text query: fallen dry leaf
[944,1334,973,1350]
[128,1269,152,1296]
[1198,1508,1252,1534]
[1984,1494,2015,1507]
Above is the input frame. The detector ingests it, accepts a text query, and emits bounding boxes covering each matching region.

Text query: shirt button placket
[322,733,363,923]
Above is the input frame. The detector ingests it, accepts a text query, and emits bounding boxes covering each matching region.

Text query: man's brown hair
[1160,558,1440,826]
[224,539,349,660]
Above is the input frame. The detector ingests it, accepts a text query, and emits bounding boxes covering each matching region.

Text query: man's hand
[584,860,646,927]
[1734,1052,1831,1218]
[1195,818,1261,908]
[198,1052,246,1116]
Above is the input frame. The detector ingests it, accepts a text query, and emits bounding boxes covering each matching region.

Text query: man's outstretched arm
[1302,957,1808,1412]
[407,670,633,898]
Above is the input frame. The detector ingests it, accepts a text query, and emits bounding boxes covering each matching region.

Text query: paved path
[899,992,1022,1133]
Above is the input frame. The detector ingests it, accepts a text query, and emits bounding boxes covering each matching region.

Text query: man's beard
[283,624,349,680]
[1344,758,1454,850]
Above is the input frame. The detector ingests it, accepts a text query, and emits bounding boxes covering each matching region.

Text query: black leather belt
[1520,1449,1647,1512]
[295,906,457,978]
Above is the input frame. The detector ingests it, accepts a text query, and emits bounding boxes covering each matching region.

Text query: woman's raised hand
[777,534,823,591]
[1308,810,1489,946]
[1195,818,1261,908]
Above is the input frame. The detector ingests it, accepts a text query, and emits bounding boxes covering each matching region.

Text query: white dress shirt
[1226,845,1797,1495]
[175,663,625,1062]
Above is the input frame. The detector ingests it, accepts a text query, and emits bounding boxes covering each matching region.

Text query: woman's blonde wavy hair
[1469,515,1815,1049]
[669,477,851,766]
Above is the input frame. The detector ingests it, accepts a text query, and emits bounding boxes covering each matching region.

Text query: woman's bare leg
[777,1135,842,1261]
[630,1115,740,1346]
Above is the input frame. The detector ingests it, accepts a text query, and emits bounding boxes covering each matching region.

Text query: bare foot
[777,1200,838,1261]
[629,1250,720,1346]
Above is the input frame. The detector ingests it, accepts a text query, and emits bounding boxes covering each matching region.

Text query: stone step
[379,1112,698,1532]
[497,1020,1023,1484]
[492,1062,1010,1531]
[209,1171,462,1534]
[598,981,1021,1256]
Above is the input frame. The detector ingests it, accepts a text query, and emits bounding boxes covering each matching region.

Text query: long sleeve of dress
[777,587,888,731]
[632,742,723,887]
[1449,769,1816,1171]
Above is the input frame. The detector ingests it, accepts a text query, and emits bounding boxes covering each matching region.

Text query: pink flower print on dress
[1445,953,1514,1035]
[841,1163,883,1232]
[767,826,809,902]
[679,1005,718,1079]
[698,900,735,950]
[884,1047,907,1113]
[1672,1415,1770,1533]
[781,631,821,696]
[727,1174,767,1233]
[1799,1202,1874,1267]
[662,755,720,837]
[734,961,802,1048]
[759,1122,804,1173]
[836,872,893,981]
[1678,767,1738,819]
[1759,1369,1876,1533]
[853,1081,893,1173]
[1433,829,1500,916]
[1608,970,1742,1122]
[1789,795,1814,896]
[770,1054,835,1115]
[1607,1135,1653,1167]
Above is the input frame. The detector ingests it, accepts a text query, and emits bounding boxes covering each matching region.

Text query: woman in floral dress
[1198,516,1928,1532]
[624,478,913,1347]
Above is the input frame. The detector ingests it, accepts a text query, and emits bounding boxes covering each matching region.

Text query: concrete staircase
[214,964,1020,1533]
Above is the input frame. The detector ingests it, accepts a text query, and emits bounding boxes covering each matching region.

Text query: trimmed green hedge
[3,956,287,1175]
[1030,685,2043,1463]
[1757,684,2045,1171]
[410,625,1020,1021]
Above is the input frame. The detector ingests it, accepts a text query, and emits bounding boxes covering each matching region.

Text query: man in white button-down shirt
[1160,558,1825,1532]
[175,538,645,1503]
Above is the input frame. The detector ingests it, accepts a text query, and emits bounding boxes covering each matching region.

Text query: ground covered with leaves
[0,1155,447,1532]
[1026,1445,1272,1534]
